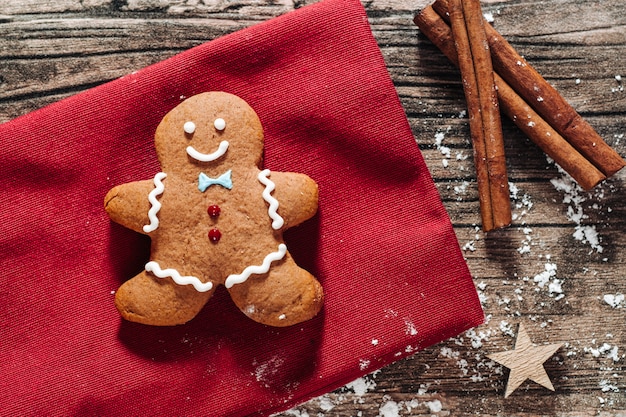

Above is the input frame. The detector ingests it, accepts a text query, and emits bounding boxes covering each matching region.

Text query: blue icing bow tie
[198,170,232,192]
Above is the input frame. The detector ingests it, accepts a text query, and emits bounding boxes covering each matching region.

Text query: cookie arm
[104,180,155,234]
[268,172,319,228]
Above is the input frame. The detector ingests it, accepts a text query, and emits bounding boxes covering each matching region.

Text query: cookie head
[155,92,264,176]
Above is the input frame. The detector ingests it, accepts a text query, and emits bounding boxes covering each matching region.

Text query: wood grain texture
[2,0,624,415]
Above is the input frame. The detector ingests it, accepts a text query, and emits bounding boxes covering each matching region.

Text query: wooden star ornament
[487,323,563,398]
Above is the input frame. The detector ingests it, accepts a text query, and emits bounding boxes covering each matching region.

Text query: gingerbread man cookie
[105,92,323,327]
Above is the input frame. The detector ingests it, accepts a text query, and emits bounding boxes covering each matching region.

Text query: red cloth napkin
[0,0,483,415]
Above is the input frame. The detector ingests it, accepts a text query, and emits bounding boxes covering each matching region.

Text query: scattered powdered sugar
[517,227,533,254]
[580,336,625,405]
[276,372,448,417]
[462,239,476,252]
[550,166,605,253]
[404,318,418,336]
[532,262,565,300]
[345,373,379,396]
[434,130,451,168]
[317,397,335,412]
[254,355,285,387]
[475,281,489,306]
[378,399,400,417]
[600,380,620,393]
[465,327,494,349]
[612,74,624,92]
[439,324,504,385]
[454,181,470,202]
[499,321,516,338]
[573,225,603,253]
[440,346,459,359]
[373,396,443,417]
[584,342,623,363]
[603,293,624,308]
[434,128,471,173]
[426,399,443,412]
[282,409,309,417]
[580,337,624,403]
[509,182,533,223]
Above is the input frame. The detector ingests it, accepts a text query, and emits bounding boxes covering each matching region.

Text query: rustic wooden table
[2,0,624,415]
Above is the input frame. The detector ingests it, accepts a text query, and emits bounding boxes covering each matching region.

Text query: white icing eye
[183,121,196,134]
[214,118,226,131]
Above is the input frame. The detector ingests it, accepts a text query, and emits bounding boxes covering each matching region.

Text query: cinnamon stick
[448,0,511,231]
[414,6,606,191]
[432,0,625,177]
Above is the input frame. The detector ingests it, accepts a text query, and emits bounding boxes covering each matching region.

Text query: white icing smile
[186,140,229,162]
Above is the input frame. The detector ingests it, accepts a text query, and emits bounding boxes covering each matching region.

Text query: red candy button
[208,228,221,243]
[207,204,221,218]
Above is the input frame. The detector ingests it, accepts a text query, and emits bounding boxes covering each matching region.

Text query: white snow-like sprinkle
[603,294,624,308]
[426,399,443,413]
[378,400,399,417]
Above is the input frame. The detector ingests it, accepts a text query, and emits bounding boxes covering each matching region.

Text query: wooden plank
[1,0,624,415]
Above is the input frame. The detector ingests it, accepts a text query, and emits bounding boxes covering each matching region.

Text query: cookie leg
[115,270,215,326]
[228,255,323,327]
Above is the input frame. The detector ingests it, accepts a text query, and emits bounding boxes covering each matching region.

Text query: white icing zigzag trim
[257,169,284,230]
[186,140,229,162]
[225,244,287,289]
[143,172,167,233]
[145,261,214,292]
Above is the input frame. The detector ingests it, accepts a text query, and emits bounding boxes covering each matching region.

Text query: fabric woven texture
[0,0,483,415]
